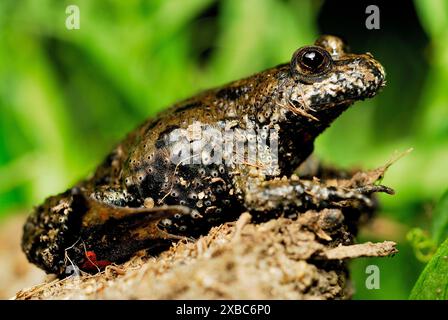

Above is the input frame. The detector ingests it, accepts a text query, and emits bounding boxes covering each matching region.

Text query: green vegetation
[410,237,448,299]
[0,0,447,299]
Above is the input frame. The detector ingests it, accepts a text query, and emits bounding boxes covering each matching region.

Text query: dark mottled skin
[22,36,389,275]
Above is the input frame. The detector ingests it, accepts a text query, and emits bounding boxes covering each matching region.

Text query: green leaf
[414,0,448,38]
[432,189,448,245]
[409,237,448,299]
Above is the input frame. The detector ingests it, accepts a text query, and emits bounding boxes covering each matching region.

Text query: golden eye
[291,46,333,82]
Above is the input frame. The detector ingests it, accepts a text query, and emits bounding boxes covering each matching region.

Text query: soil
[13,211,396,300]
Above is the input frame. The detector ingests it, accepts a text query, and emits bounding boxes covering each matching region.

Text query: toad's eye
[291,46,333,82]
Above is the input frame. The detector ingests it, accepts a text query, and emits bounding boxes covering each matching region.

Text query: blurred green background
[1,0,447,299]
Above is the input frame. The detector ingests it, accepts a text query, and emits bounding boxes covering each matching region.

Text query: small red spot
[81,250,111,270]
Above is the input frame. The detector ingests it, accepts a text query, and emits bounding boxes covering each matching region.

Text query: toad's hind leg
[76,191,190,239]
[67,190,193,271]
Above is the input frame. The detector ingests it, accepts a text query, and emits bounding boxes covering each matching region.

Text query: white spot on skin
[161,218,172,226]
[144,197,154,208]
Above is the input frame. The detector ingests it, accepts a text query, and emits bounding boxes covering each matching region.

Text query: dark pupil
[302,50,324,70]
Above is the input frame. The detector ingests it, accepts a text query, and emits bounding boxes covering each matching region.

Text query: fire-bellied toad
[22,35,391,275]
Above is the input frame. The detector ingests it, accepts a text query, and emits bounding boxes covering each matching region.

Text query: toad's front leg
[241,176,393,219]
